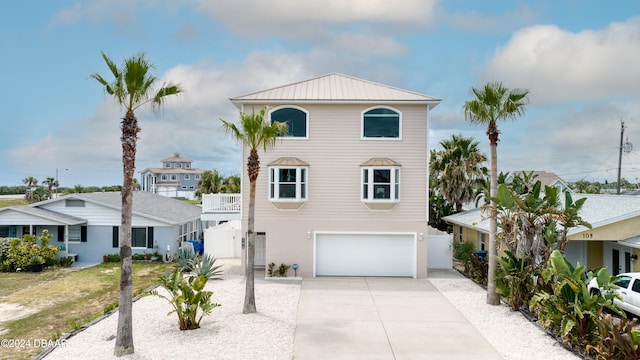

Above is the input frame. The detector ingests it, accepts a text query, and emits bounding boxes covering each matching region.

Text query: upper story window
[161,174,168,181]
[361,158,400,209]
[185,163,191,169]
[270,106,308,138]
[184,174,190,180]
[174,163,182,168]
[171,174,177,181]
[164,163,171,168]
[268,157,309,209]
[195,174,200,180]
[362,107,401,139]
[270,167,307,200]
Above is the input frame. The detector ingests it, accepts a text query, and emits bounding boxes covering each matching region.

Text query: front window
[362,107,401,139]
[195,174,200,180]
[174,163,182,168]
[270,107,308,138]
[68,226,82,243]
[171,174,177,181]
[161,174,168,181]
[184,174,190,180]
[269,167,307,201]
[185,163,191,169]
[132,227,147,248]
[362,167,400,201]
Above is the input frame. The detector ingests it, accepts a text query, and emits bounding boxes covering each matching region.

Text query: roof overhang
[619,236,640,250]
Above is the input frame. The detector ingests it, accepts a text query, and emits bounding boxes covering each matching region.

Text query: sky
[2,0,640,188]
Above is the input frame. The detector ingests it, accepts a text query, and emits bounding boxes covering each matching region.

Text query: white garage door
[315,233,416,277]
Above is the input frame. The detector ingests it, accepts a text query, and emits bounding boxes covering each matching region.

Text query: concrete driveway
[293,276,502,359]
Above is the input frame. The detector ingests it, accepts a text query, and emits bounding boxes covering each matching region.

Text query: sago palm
[220,106,286,314]
[91,51,182,356]
[463,81,529,305]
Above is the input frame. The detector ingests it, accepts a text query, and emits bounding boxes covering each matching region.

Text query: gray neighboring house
[0,191,202,264]
[139,153,205,200]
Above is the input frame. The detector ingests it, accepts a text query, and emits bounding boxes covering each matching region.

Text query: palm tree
[220,106,286,314]
[42,177,59,199]
[222,174,241,193]
[197,170,224,195]
[91,51,182,356]
[22,176,38,201]
[463,81,529,305]
[430,134,487,213]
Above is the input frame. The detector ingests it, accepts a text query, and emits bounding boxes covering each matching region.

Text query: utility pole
[617,120,633,195]
[617,120,624,195]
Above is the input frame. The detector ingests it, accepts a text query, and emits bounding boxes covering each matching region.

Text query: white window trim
[361,105,402,140]
[269,166,308,202]
[269,105,310,140]
[361,166,400,202]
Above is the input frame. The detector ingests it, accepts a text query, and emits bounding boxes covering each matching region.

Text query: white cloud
[480,17,640,104]
[9,51,314,186]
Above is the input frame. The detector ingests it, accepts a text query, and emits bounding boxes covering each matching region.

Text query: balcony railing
[201,193,241,213]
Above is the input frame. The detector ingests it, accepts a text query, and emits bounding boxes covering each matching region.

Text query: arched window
[362,107,401,139]
[270,107,308,138]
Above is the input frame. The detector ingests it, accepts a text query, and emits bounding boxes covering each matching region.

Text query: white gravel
[429,272,580,360]
[43,259,300,360]
[43,262,579,360]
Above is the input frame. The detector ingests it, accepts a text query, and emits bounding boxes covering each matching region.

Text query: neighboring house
[230,73,441,278]
[443,193,640,275]
[0,191,202,264]
[139,153,205,200]
[506,170,572,193]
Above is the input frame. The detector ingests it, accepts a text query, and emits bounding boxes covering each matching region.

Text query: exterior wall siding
[40,201,168,227]
[240,103,430,278]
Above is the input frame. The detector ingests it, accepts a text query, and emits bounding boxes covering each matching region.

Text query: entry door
[255,232,266,267]
[611,246,632,275]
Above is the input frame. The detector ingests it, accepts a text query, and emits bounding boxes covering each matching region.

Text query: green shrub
[277,263,291,277]
[2,230,58,271]
[586,314,640,360]
[108,253,121,262]
[0,237,14,262]
[496,251,539,311]
[529,250,623,349]
[151,268,221,330]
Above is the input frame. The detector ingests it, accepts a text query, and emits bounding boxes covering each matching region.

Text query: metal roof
[230,73,441,107]
[443,193,640,236]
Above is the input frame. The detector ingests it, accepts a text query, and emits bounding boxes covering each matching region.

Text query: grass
[0,261,174,360]
[0,198,28,208]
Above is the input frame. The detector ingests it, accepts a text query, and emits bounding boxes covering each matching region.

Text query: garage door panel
[315,233,415,277]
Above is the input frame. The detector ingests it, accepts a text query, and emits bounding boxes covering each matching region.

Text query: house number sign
[582,233,594,239]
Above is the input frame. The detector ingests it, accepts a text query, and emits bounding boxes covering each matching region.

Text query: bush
[2,230,58,272]
[108,253,121,262]
[0,238,13,262]
[529,250,622,349]
[152,266,222,330]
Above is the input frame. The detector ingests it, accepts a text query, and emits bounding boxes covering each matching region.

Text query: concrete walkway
[293,276,502,359]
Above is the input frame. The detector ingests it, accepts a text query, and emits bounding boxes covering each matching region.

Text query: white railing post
[202,193,242,213]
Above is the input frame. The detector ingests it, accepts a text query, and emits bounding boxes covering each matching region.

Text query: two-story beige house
[230,73,440,278]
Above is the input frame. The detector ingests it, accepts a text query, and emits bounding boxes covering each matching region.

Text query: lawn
[0,198,28,208]
[0,261,174,360]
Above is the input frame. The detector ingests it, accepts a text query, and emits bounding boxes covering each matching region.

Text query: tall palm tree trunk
[487,123,500,305]
[114,110,139,356]
[243,149,259,314]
